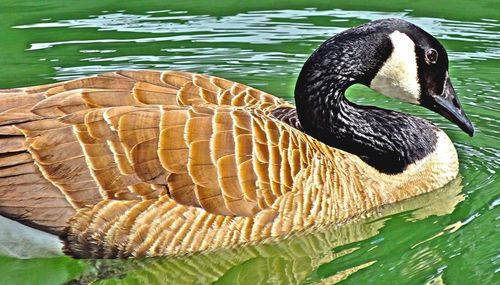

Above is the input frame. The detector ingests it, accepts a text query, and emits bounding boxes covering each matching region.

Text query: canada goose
[0,18,473,259]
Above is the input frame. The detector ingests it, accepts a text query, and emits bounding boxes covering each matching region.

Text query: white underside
[0,215,63,259]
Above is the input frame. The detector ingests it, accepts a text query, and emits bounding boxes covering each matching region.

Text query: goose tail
[0,86,75,236]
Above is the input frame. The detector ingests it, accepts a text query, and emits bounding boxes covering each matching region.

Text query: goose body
[0,19,472,258]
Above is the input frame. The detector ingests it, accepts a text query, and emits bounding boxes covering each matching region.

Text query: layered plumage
[71,177,464,284]
[0,70,458,258]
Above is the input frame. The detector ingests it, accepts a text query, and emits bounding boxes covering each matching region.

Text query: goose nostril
[452,97,460,109]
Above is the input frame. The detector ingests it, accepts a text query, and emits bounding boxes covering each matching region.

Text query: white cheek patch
[370,31,421,104]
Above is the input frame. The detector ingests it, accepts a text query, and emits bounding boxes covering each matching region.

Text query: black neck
[294,30,437,174]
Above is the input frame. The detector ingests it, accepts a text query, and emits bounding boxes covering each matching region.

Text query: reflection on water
[14,9,500,54]
[12,8,500,84]
[72,178,464,284]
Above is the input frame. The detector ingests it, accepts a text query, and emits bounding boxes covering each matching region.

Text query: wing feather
[0,70,342,258]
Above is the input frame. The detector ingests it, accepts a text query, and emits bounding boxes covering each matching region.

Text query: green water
[0,1,498,284]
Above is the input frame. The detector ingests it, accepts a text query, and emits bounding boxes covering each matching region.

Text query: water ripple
[14,8,500,60]
[2,4,499,284]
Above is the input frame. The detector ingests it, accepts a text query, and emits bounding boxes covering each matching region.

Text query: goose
[0,18,473,259]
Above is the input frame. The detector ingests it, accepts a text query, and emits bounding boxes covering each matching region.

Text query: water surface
[0,1,498,284]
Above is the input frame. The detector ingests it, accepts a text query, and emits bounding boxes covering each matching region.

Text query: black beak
[424,74,474,136]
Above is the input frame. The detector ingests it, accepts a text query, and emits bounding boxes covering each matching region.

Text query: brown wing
[0,70,298,234]
[61,104,339,258]
[0,85,78,234]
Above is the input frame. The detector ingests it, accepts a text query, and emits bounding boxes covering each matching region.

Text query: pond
[0,1,498,284]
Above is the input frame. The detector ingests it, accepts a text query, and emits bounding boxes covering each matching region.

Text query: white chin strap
[370,30,421,104]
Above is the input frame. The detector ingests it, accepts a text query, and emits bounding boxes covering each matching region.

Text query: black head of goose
[291,18,473,174]
[0,18,472,258]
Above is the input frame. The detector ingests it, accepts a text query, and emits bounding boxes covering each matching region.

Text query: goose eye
[425,49,438,64]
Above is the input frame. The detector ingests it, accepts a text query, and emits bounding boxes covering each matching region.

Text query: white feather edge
[0,215,63,259]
